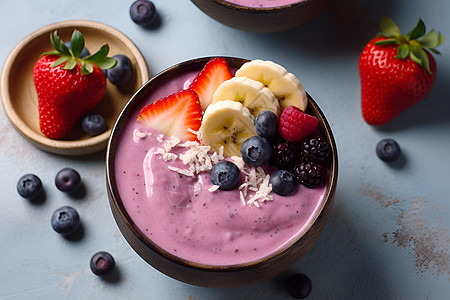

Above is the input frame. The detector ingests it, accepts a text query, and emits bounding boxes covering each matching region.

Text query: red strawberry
[359,17,445,125]
[33,30,117,139]
[278,106,318,143]
[189,57,233,111]
[137,89,202,141]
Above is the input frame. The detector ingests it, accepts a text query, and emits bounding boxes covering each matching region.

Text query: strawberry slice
[137,89,202,141]
[189,57,233,111]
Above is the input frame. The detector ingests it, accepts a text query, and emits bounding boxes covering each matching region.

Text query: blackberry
[293,161,325,188]
[269,141,300,170]
[301,136,331,163]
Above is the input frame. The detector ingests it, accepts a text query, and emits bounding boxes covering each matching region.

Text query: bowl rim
[106,56,338,272]
[208,0,316,11]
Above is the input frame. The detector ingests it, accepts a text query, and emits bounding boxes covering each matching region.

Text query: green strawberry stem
[40,30,118,75]
[375,17,445,74]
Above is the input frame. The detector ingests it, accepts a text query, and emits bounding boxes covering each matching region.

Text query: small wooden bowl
[0,20,149,156]
[106,57,338,288]
[191,0,330,32]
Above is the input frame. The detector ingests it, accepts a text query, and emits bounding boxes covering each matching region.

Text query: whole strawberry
[359,17,445,125]
[33,30,117,139]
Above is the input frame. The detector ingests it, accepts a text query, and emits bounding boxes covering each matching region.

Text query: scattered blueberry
[286,273,312,299]
[210,161,241,190]
[240,136,273,167]
[90,251,116,276]
[270,170,297,196]
[51,206,80,236]
[17,174,43,200]
[82,113,106,136]
[301,136,331,163]
[63,41,90,58]
[255,110,279,141]
[106,54,133,86]
[376,138,401,162]
[292,162,325,188]
[130,0,158,27]
[55,168,81,193]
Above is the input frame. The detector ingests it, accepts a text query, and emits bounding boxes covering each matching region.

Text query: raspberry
[269,140,300,170]
[301,136,331,163]
[292,161,325,188]
[278,106,318,143]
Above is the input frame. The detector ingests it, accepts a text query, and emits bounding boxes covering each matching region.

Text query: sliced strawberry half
[189,57,233,111]
[137,89,202,141]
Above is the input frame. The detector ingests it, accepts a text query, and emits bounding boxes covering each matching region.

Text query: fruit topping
[292,162,325,188]
[210,161,241,190]
[376,138,401,162]
[106,54,133,86]
[255,110,279,141]
[300,136,331,163]
[138,89,202,141]
[240,136,272,167]
[17,174,43,200]
[278,106,318,143]
[286,273,312,299]
[269,140,300,170]
[130,0,158,27]
[90,251,116,276]
[82,113,106,136]
[64,41,90,58]
[51,206,81,236]
[189,57,233,111]
[269,169,297,196]
[55,168,82,193]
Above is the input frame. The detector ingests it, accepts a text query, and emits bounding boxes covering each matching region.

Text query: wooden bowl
[191,0,330,32]
[0,20,149,156]
[106,57,338,288]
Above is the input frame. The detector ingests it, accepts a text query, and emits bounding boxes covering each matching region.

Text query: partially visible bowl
[191,0,330,32]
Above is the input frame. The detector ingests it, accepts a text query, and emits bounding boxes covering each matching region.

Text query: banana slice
[200,100,257,157]
[235,59,308,111]
[212,77,280,117]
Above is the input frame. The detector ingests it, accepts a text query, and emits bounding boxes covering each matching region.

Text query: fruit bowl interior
[191,0,330,33]
[0,20,149,156]
[106,56,338,288]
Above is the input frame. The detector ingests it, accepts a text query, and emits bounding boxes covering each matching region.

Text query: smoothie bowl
[191,0,330,32]
[106,56,337,288]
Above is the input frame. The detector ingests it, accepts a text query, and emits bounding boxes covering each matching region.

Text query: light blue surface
[1,0,449,299]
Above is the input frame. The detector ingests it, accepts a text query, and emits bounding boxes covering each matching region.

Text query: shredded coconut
[208,185,220,192]
[133,128,152,143]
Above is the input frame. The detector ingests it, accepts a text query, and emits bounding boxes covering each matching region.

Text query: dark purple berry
[55,168,81,193]
[292,162,325,188]
[106,54,133,86]
[90,251,115,276]
[301,136,331,163]
[82,113,106,136]
[130,0,157,27]
[240,136,273,167]
[376,138,400,162]
[210,161,241,190]
[270,140,300,170]
[51,206,80,235]
[286,273,312,299]
[255,110,279,141]
[17,174,43,200]
[270,170,297,196]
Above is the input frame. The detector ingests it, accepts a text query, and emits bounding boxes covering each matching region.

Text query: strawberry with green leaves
[33,30,117,139]
[359,17,445,125]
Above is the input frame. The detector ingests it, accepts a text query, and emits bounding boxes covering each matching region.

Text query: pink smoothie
[224,0,302,8]
[113,68,329,266]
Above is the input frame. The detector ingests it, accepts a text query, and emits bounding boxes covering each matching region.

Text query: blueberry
[269,170,297,196]
[90,251,115,276]
[240,136,273,167]
[286,273,312,299]
[55,168,81,193]
[17,174,43,200]
[376,138,401,162]
[63,41,90,58]
[51,206,80,236]
[130,0,157,27]
[255,110,279,141]
[82,113,106,136]
[106,54,133,86]
[210,161,240,190]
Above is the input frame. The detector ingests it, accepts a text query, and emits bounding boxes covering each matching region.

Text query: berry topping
[278,106,318,143]
[17,174,43,200]
[210,161,241,190]
[55,168,82,193]
[240,136,273,167]
[138,89,202,141]
[64,41,90,58]
[189,57,233,111]
[82,113,106,136]
[269,140,300,170]
[90,251,116,276]
[255,110,279,141]
[106,54,133,86]
[376,138,401,162]
[130,0,158,27]
[269,169,298,196]
[51,206,81,236]
[286,273,312,299]
[300,136,331,163]
[292,162,325,188]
